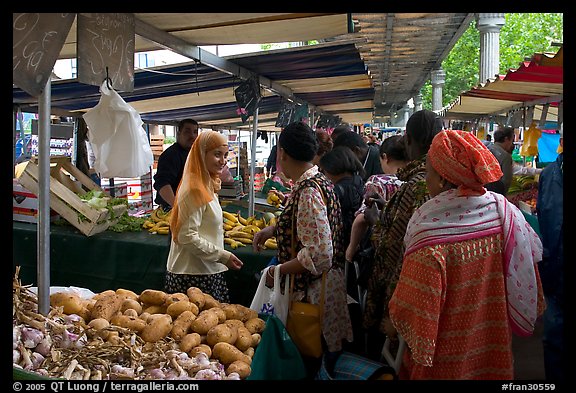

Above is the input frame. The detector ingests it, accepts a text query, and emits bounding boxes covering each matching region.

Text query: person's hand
[383,317,397,339]
[364,204,380,226]
[366,192,386,210]
[253,225,275,252]
[265,265,277,288]
[269,188,286,203]
[226,254,243,270]
[345,244,357,263]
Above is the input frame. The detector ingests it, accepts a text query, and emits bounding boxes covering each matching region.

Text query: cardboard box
[15,156,127,236]
[13,179,59,223]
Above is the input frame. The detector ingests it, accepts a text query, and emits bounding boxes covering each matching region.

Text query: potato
[212,342,252,366]
[92,290,115,301]
[251,333,261,347]
[163,292,189,307]
[226,360,251,379]
[50,292,84,315]
[179,332,202,353]
[186,287,205,309]
[76,306,92,322]
[120,298,142,315]
[206,324,236,347]
[221,304,243,321]
[211,307,226,323]
[170,310,196,340]
[88,318,110,339]
[143,305,166,315]
[224,319,244,331]
[139,312,151,323]
[189,344,211,358]
[115,288,139,302]
[114,315,146,333]
[202,293,221,310]
[139,289,168,306]
[91,294,124,322]
[166,300,194,318]
[243,347,255,358]
[141,314,173,342]
[190,310,219,335]
[123,308,139,318]
[244,318,266,334]
[234,326,253,351]
[107,331,121,345]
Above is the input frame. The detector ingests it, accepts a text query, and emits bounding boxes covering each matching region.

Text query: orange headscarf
[170,130,228,241]
[428,129,503,196]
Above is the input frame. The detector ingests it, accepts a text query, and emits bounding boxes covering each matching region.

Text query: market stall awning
[13,42,374,130]
[441,46,563,125]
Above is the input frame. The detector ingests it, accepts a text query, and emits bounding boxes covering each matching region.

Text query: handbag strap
[289,178,327,321]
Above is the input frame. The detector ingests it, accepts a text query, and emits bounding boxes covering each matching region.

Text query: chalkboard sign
[275,98,295,128]
[293,103,309,123]
[234,76,261,123]
[77,13,135,92]
[13,13,75,97]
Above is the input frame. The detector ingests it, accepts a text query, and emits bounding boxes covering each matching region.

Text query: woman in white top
[165,131,243,302]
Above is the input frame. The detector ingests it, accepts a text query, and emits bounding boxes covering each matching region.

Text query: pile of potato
[50,287,266,379]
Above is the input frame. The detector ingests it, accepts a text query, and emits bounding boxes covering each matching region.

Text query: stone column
[431,68,446,112]
[413,94,423,112]
[401,103,411,126]
[476,13,506,84]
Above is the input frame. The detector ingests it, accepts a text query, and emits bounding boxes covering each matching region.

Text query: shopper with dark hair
[153,118,199,211]
[485,126,515,195]
[362,109,442,359]
[253,121,353,378]
[319,146,365,250]
[333,131,383,181]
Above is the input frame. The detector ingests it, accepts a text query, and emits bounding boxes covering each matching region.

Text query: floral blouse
[275,166,353,352]
[356,173,405,215]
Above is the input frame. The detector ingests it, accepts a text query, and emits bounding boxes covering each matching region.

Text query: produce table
[12,221,275,307]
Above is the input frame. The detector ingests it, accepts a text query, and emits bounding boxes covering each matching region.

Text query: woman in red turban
[387,130,545,379]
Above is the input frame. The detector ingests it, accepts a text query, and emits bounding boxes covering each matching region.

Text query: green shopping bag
[247,314,307,380]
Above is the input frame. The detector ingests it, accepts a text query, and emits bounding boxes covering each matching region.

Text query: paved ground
[513,317,545,380]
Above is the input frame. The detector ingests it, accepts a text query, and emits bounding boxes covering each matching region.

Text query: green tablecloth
[13,221,275,306]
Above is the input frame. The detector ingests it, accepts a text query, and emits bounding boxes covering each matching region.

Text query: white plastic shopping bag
[82,82,154,178]
[250,265,290,325]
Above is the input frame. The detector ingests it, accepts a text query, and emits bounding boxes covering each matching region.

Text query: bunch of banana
[222,210,276,249]
[266,191,282,208]
[142,207,172,235]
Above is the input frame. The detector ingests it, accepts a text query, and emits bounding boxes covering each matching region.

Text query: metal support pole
[37,78,51,315]
[248,107,259,217]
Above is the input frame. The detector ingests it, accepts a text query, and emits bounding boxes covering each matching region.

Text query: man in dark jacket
[536,126,564,381]
[153,118,199,211]
[333,130,383,181]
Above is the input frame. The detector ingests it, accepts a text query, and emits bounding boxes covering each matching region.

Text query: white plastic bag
[82,82,154,178]
[250,265,290,325]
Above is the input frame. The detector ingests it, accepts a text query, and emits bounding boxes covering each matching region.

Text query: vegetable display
[13,267,265,380]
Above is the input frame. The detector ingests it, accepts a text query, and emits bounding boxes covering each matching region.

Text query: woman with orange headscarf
[165,131,243,302]
[387,129,545,379]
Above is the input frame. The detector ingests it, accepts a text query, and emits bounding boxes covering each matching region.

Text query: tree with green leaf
[420,13,563,110]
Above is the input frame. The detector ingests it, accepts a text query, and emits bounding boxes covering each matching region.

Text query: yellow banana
[237,214,248,226]
[268,216,277,227]
[264,238,277,249]
[156,227,170,235]
[228,231,253,240]
[222,211,238,223]
[142,220,155,229]
[223,223,234,231]
[242,225,261,235]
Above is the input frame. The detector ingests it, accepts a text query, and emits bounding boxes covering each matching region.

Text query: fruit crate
[15,156,127,236]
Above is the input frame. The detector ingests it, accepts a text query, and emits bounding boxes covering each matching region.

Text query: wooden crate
[15,156,127,237]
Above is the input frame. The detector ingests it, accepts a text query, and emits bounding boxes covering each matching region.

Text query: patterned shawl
[404,188,543,336]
